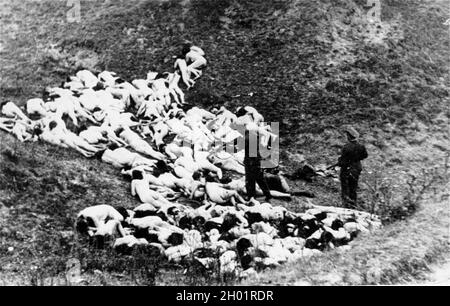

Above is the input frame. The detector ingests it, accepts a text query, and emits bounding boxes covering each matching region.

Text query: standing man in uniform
[337,126,368,208]
[243,126,272,202]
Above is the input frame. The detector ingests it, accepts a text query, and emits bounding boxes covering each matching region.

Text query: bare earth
[417,260,450,286]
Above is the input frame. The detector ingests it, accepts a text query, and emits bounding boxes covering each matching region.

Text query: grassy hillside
[0,0,449,285]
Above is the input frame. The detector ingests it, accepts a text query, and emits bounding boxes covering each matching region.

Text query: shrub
[362,160,448,223]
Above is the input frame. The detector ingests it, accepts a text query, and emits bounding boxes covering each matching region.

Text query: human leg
[174,86,185,104]
[0,118,14,132]
[169,88,180,104]
[347,174,359,208]
[340,171,351,208]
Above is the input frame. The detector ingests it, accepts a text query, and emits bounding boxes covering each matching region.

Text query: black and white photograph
[0,0,448,291]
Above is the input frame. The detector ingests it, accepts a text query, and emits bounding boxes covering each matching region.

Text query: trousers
[340,169,360,208]
[245,163,271,199]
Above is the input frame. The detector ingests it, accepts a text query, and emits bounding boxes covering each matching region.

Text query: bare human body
[130,171,173,209]
[205,182,247,206]
[101,147,157,168]
[119,127,166,160]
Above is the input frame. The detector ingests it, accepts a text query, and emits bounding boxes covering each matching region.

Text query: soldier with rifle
[331,126,368,208]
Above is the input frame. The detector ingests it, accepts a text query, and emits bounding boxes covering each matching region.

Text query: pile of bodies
[76,203,381,277]
[0,44,381,277]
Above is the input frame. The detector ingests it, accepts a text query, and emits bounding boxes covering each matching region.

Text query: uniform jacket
[338,140,368,175]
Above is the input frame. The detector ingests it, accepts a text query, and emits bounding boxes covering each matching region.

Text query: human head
[208,151,217,163]
[285,223,295,235]
[75,218,89,235]
[130,115,138,123]
[192,216,206,229]
[181,41,193,56]
[114,127,125,137]
[235,107,247,117]
[93,110,105,122]
[203,169,216,181]
[220,175,232,184]
[132,170,144,180]
[93,82,105,91]
[245,211,263,225]
[75,126,88,136]
[236,237,252,256]
[221,213,240,232]
[151,167,162,178]
[0,101,9,110]
[205,174,217,183]
[331,219,344,231]
[155,160,170,173]
[192,171,202,181]
[49,121,58,131]
[178,215,192,230]
[108,143,119,151]
[175,112,185,120]
[116,206,130,221]
[240,253,254,270]
[147,232,160,244]
[33,125,43,137]
[156,210,169,222]
[155,72,165,80]
[167,206,181,217]
[343,126,359,141]
[268,166,280,175]
[168,232,184,246]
